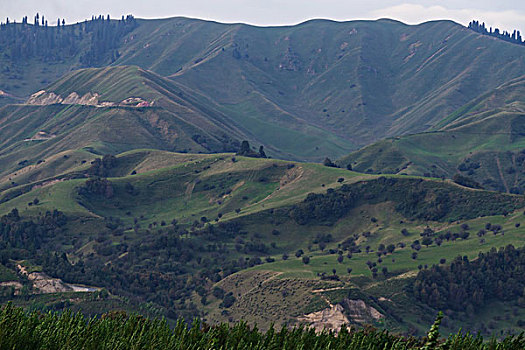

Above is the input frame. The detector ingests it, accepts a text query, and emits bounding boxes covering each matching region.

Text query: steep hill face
[116,18,525,147]
[0,66,238,177]
[0,66,354,176]
[1,17,524,160]
[339,76,525,193]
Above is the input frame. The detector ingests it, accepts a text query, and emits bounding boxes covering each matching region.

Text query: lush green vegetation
[0,14,524,340]
[2,17,525,160]
[289,177,524,224]
[0,303,523,349]
[412,245,525,313]
[339,76,525,193]
[0,149,524,335]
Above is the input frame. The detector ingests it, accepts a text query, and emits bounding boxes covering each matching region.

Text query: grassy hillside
[0,65,353,174]
[0,151,363,220]
[1,16,524,336]
[0,150,523,336]
[212,208,525,329]
[1,18,525,161]
[339,77,525,193]
[118,18,525,148]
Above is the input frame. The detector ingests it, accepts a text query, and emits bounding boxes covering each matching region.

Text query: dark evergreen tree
[412,245,525,311]
[237,141,251,156]
[0,13,137,65]
[323,157,337,168]
[258,146,267,158]
[236,140,266,158]
[468,19,525,46]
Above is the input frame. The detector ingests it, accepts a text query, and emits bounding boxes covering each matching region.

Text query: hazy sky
[2,1,525,34]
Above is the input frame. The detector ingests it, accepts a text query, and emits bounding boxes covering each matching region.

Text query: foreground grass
[0,304,523,350]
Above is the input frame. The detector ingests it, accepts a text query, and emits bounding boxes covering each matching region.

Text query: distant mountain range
[1,16,524,163]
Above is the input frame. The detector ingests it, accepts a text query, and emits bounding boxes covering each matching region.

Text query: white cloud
[370,3,525,34]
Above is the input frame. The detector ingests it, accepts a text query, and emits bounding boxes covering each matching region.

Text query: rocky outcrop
[0,89,19,99]
[297,304,350,333]
[0,281,23,295]
[297,298,384,333]
[279,48,302,71]
[17,264,72,293]
[26,90,103,106]
[16,264,99,294]
[29,274,73,293]
[26,90,152,108]
[120,97,150,107]
[26,90,64,105]
[62,92,100,105]
[24,131,57,142]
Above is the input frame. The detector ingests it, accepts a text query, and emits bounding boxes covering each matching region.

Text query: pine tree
[422,312,443,349]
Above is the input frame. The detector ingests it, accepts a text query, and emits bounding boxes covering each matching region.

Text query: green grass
[2,17,525,166]
[0,150,377,224]
[251,226,522,279]
[0,149,523,335]
[0,179,94,217]
[340,77,525,193]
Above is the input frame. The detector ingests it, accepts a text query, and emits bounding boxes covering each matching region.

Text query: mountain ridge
[338,76,525,192]
[1,17,524,161]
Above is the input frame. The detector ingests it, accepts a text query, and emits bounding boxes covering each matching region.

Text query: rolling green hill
[0,149,523,336]
[339,76,525,193]
[156,18,525,146]
[0,16,524,337]
[0,65,352,178]
[1,17,525,161]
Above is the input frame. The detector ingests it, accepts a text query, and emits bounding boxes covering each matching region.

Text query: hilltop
[339,76,525,193]
[0,148,523,335]
[1,17,525,160]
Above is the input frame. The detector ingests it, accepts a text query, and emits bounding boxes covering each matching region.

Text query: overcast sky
[2,1,525,34]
